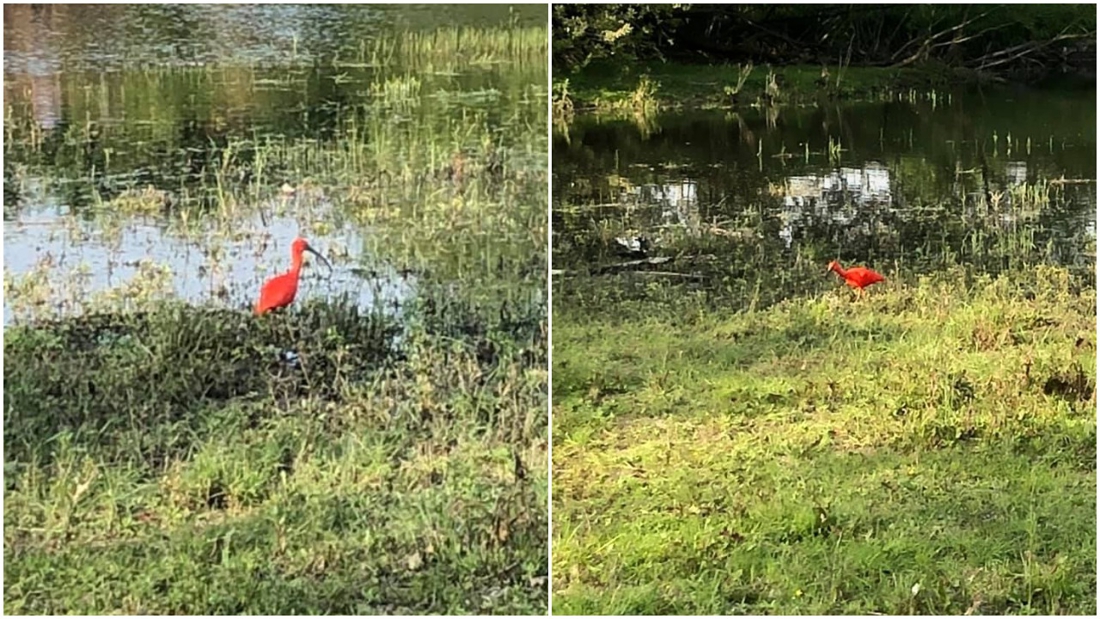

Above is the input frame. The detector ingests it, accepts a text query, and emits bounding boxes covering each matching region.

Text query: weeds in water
[354,26,546,72]
[827,135,844,163]
[561,74,661,139]
[556,62,961,112]
[722,61,754,102]
[763,68,780,105]
[630,75,659,116]
[552,78,575,135]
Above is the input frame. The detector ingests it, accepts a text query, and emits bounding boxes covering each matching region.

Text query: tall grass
[348,25,546,71]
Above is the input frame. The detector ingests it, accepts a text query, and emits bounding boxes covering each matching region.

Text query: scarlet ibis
[255,237,333,314]
[826,260,884,296]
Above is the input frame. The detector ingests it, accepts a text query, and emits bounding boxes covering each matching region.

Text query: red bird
[255,237,333,314]
[826,260,884,296]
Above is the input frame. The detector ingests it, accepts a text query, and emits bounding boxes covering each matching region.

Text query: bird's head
[292,237,334,273]
[825,260,840,274]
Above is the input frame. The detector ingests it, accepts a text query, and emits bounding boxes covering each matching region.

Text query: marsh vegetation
[4,4,548,614]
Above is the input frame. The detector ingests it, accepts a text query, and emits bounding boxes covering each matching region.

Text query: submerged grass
[4,20,548,616]
[552,265,1095,614]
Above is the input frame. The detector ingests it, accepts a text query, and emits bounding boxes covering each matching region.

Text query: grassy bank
[552,265,1095,614]
[5,291,547,614]
[553,60,952,118]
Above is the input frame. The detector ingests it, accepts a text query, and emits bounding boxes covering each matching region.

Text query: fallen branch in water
[553,255,696,278]
[630,270,706,280]
[551,266,704,280]
[594,256,673,275]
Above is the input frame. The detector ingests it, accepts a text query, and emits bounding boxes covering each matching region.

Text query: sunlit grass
[368,26,547,72]
[5,299,546,614]
[552,264,1095,614]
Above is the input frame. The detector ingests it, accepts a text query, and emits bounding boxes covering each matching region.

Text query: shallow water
[3,3,545,325]
[553,86,1096,305]
[2,194,415,323]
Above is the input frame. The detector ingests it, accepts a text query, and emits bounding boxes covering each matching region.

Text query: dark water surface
[4,3,547,325]
[553,86,1096,309]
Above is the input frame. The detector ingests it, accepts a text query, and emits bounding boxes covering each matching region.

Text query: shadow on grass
[4,299,399,466]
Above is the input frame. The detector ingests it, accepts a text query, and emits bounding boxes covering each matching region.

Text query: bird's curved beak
[303,243,334,274]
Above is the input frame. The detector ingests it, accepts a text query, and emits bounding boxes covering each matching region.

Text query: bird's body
[256,270,301,314]
[255,237,332,314]
[827,260,884,294]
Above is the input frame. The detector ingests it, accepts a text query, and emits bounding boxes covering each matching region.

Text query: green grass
[5,295,547,614]
[552,265,1095,614]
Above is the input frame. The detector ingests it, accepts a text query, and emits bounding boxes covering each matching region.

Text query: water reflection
[4,3,545,325]
[3,4,545,72]
[554,89,1096,291]
[3,5,63,130]
[774,163,893,247]
[627,180,699,229]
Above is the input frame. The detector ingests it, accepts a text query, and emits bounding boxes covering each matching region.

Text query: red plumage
[827,260,884,293]
[255,237,332,314]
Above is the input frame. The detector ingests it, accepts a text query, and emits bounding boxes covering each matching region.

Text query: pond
[552,85,1096,311]
[3,3,548,325]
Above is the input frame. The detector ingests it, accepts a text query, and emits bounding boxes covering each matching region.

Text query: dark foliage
[554,4,1096,81]
[3,301,399,463]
